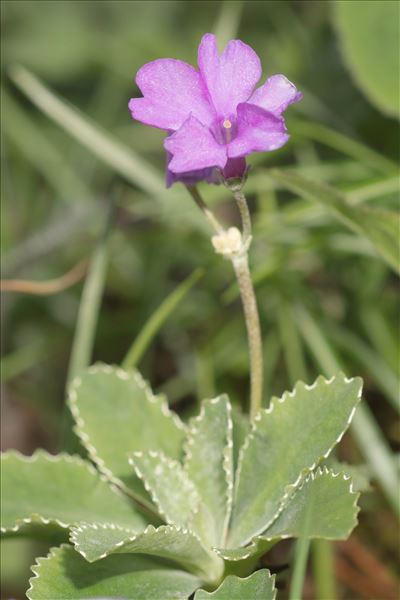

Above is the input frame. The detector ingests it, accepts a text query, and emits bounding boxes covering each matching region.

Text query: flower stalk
[232,250,263,417]
[231,185,252,243]
[229,183,263,417]
[189,183,263,418]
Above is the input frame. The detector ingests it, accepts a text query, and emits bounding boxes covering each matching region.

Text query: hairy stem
[233,252,263,417]
[186,184,263,417]
[230,185,263,416]
[232,187,252,242]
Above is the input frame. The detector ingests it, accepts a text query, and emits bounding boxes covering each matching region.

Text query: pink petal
[248,74,302,116]
[165,152,219,187]
[198,33,261,117]
[227,103,289,158]
[129,59,215,131]
[164,115,227,173]
[166,166,219,187]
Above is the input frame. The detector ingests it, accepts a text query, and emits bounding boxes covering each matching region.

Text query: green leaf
[71,523,223,583]
[216,468,359,563]
[194,569,277,600]
[27,544,201,600]
[68,364,186,508]
[1,451,146,534]
[295,305,400,518]
[184,396,234,547]
[228,373,362,547]
[269,169,400,274]
[333,1,400,119]
[265,467,359,539]
[231,406,250,471]
[323,458,372,492]
[129,450,212,545]
[214,538,274,563]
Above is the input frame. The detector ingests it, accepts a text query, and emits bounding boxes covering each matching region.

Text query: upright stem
[232,187,252,242]
[230,185,263,417]
[233,252,263,417]
[186,184,263,418]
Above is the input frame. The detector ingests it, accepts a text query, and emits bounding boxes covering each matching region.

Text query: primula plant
[2,34,364,600]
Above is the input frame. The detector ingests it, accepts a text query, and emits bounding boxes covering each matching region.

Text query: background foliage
[1,1,399,598]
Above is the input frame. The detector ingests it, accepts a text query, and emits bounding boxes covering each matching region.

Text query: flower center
[211,117,237,145]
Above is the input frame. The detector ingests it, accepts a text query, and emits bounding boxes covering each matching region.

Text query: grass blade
[61,199,115,449]
[329,326,400,415]
[291,119,397,175]
[122,268,204,369]
[269,168,400,274]
[312,539,337,600]
[2,89,90,202]
[9,66,165,197]
[214,1,243,49]
[295,303,400,517]
[289,535,312,600]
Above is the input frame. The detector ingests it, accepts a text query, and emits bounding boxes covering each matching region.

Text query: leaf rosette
[1,363,362,599]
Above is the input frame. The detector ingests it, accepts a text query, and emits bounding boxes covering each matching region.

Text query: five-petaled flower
[129,33,302,186]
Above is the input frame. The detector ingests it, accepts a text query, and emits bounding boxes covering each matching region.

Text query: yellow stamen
[223,119,232,129]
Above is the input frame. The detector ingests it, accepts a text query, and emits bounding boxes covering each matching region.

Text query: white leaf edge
[183,395,234,544]
[231,373,362,544]
[0,450,127,534]
[215,466,360,561]
[68,362,187,505]
[128,450,200,526]
[70,522,223,582]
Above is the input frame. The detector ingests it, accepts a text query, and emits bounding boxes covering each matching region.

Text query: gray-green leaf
[1,451,146,534]
[129,451,200,529]
[71,523,223,583]
[184,396,234,547]
[27,544,201,599]
[217,468,359,562]
[68,363,186,508]
[194,569,277,600]
[228,373,362,547]
[265,467,359,539]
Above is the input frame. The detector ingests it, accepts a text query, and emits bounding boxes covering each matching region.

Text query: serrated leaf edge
[26,543,71,600]
[215,467,360,561]
[129,450,201,526]
[71,522,212,563]
[68,362,186,504]
[183,395,234,544]
[232,373,362,545]
[0,449,126,533]
[196,569,277,600]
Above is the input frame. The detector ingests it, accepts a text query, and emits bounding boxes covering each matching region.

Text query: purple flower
[129,33,302,186]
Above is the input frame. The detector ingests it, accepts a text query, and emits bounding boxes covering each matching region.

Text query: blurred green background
[1,1,399,599]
